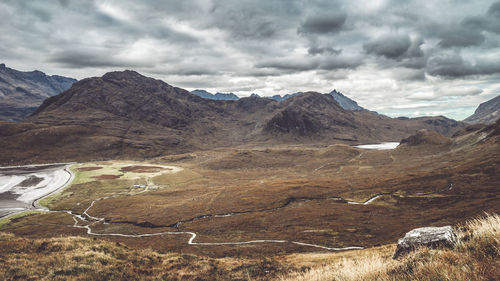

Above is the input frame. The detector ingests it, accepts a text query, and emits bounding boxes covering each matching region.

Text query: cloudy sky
[1,0,499,119]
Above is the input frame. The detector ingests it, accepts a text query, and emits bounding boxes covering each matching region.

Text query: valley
[2,1,500,279]
[0,70,498,280]
[2,123,498,262]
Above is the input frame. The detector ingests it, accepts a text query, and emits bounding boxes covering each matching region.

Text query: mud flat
[0,164,73,218]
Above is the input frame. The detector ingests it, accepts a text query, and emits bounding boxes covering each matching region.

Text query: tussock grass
[279,213,500,281]
[0,232,291,280]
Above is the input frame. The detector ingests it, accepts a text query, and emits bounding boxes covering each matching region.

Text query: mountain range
[0,63,77,121]
[0,70,464,165]
[192,88,365,112]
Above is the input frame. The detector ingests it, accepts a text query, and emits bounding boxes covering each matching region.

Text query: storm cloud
[0,0,499,120]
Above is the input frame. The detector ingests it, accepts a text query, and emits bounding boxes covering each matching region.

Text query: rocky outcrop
[393,226,458,259]
[464,95,500,125]
[401,129,452,146]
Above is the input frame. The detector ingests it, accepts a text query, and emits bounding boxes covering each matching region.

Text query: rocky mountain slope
[270,90,363,111]
[329,89,364,111]
[464,95,500,125]
[0,63,77,121]
[0,70,464,164]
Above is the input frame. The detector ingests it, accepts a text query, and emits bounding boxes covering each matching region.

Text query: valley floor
[0,130,499,280]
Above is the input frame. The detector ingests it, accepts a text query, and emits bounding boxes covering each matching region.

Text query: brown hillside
[0,70,465,165]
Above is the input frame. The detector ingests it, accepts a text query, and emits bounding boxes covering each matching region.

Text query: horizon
[2,1,500,120]
[1,62,495,120]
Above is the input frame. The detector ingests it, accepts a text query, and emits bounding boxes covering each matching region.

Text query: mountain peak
[102,70,145,80]
[328,89,364,111]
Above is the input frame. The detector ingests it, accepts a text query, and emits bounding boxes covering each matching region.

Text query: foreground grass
[279,213,500,281]
[0,231,293,281]
[1,214,498,280]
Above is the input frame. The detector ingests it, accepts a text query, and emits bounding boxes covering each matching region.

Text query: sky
[1,0,499,120]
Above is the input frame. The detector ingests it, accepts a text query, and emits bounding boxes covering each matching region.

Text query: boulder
[393,226,458,259]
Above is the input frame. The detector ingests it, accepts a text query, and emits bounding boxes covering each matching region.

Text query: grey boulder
[393,226,458,259]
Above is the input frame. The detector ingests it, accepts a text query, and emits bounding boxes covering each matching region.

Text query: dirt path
[4,163,391,252]
[66,190,390,251]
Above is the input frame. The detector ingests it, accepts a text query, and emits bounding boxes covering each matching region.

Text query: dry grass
[0,232,291,281]
[279,213,500,281]
[3,214,498,280]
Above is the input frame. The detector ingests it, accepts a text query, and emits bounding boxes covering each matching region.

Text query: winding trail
[65,189,389,251]
[70,194,366,250]
[4,163,395,252]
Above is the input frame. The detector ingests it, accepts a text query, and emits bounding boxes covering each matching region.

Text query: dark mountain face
[329,89,364,111]
[464,95,500,125]
[0,63,77,121]
[269,90,363,111]
[0,70,465,164]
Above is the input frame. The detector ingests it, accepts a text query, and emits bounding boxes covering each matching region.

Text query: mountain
[190,89,213,99]
[269,90,363,111]
[214,92,239,100]
[0,70,464,165]
[329,89,364,111]
[464,95,500,125]
[0,63,77,121]
[270,92,302,102]
[191,89,239,100]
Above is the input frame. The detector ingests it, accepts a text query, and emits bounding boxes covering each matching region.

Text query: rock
[400,129,452,146]
[393,226,458,259]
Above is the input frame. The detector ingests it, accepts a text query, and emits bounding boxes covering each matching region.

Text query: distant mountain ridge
[0,70,465,165]
[464,95,500,125]
[191,89,239,100]
[270,92,302,102]
[193,88,364,111]
[0,63,77,121]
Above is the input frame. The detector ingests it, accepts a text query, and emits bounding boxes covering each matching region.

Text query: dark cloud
[427,52,500,78]
[208,1,300,39]
[307,46,342,55]
[459,1,500,38]
[298,12,347,34]
[255,58,320,71]
[363,35,411,59]
[255,53,362,72]
[319,55,363,70]
[48,50,153,68]
[488,1,500,16]
[438,26,485,48]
